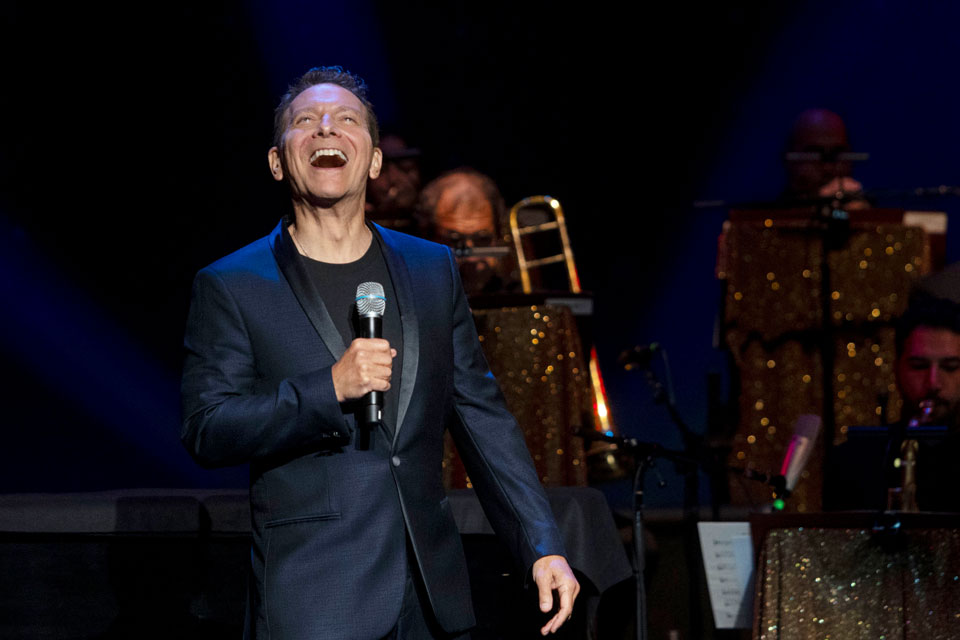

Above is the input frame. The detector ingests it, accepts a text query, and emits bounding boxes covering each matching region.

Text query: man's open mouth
[310,148,348,168]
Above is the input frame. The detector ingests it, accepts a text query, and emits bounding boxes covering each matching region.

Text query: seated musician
[416,168,518,295]
[826,282,960,512]
[782,108,869,209]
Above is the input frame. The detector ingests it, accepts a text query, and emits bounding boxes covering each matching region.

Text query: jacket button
[391,456,401,467]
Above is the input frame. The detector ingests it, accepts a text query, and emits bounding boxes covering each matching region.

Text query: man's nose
[316,114,336,135]
[926,366,942,392]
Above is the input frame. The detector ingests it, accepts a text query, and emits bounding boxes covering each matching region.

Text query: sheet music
[697,522,754,629]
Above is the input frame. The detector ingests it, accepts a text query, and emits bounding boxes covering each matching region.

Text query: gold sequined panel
[443,304,589,488]
[755,527,960,640]
[722,222,928,512]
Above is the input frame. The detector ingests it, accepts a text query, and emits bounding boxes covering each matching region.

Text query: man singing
[180,66,578,639]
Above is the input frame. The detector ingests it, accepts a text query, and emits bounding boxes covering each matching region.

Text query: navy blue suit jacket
[181,221,565,639]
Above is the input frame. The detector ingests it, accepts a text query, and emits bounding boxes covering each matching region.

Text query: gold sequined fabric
[721,219,929,512]
[755,527,960,639]
[443,304,589,488]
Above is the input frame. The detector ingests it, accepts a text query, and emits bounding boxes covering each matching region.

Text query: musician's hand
[532,555,580,635]
[331,338,396,402]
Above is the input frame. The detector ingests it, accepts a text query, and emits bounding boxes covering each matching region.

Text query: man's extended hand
[331,338,396,402]
[531,555,580,635]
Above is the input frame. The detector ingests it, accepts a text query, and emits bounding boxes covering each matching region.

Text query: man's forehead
[289,83,365,114]
[790,109,849,148]
[903,326,960,357]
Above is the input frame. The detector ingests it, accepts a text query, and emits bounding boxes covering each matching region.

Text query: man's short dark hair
[895,289,960,354]
[273,66,379,149]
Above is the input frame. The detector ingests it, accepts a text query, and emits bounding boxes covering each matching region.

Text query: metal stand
[579,427,789,640]
[631,452,661,640]
[581,431,696,640]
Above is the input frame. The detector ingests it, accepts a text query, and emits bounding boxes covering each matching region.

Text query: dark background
[2,1,958,507]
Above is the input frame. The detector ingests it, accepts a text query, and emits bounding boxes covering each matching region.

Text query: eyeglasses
[434,229,498,249]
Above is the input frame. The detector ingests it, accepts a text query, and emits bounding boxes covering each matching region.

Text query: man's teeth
[310,149,348,165]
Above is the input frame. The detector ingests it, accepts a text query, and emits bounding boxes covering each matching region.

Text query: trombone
[508,196,581,294]
[508,195,623,480]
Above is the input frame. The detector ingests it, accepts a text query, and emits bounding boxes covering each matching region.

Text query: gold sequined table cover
[719,214,930,512]
[752,514,960,640]
[443,304,589,489]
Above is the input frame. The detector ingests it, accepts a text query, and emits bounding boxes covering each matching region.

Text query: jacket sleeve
[180,267,347,468]
[442,250,567,571]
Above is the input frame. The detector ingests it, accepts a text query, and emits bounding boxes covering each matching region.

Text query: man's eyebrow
[289,106,316,118]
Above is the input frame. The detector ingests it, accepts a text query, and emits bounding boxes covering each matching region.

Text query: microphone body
[358,314,383,430]
[779,414,822,494]
[355,282,386,451]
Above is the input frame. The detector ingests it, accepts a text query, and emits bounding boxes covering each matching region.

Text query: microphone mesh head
[356,282,386,317]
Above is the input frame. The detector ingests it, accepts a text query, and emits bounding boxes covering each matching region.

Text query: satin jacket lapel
[371,223,419,444]
[269,222,347,360]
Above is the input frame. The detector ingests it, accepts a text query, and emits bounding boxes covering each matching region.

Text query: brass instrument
[508,196,581,294]
[508,195,623,480]
[898,439,919,512]
[888,399,933,512]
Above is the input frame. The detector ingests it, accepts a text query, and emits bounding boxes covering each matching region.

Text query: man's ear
[368,147,383,180]
[268,147,284,181]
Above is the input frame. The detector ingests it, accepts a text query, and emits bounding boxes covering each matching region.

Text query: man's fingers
[554,584,575,630]
[530,556,580,635]
[353,337,392,349]
[332,339,396,401]
[540,610,570,636]
[359,361,393,380]
[367,377,391,392]
[538,586,574,635]
[355,350,394,367]
[346,339,394,363]
[540,616,557,636]
[536,576,553,613]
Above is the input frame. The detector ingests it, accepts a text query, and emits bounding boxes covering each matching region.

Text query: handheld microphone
[779,414,822,494]
[355,282,386,450]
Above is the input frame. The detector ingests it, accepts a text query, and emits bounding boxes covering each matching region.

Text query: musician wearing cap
[180,66,578,639]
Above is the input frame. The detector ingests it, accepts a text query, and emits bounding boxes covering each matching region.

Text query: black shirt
[302,238,403,437]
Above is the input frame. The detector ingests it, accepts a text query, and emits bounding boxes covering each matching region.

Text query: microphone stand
[631,451,655,640]
[634,353,710,640]
[601,344,804,637]
[578,430,789,640]
[578,431,684,640]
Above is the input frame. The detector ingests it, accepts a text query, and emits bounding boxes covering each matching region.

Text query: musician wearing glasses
[783,108,870,209]
[416,168,519,295]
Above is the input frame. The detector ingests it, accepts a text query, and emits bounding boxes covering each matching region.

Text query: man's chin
[939,407,960,432]
[308,195,341,209]
[295,191,348,210]
[923,402,960,430]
